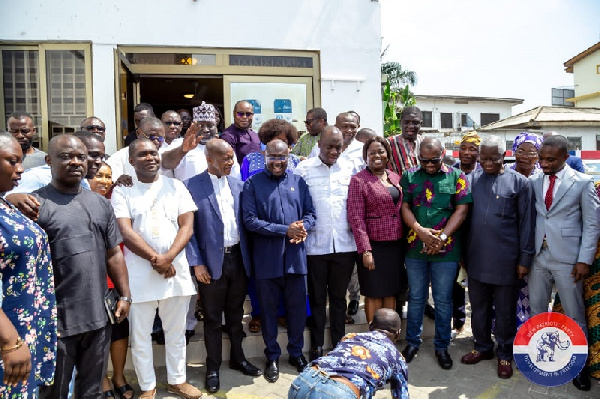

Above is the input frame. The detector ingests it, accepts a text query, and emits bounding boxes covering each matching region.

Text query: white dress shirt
[309,138,365,172]
[111,175,198,303]
[294,156,358,255]
[209,172,240,247]
[543,164,569,200]
[168,138,241,182]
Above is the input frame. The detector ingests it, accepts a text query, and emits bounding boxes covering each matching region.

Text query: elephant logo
[536,330,570,362]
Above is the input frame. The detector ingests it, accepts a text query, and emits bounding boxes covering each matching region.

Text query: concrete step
[120,300,436,370]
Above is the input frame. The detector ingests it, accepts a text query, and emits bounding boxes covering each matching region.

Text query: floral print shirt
[314,331,409,399]
[400,164,472,262]
[0,199,57,396]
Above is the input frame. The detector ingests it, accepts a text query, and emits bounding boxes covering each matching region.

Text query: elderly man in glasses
[399,137,472,371]
[80,116,107,142]
[161,110,183,146]
[221,100,261,164]
[106,116,167,181]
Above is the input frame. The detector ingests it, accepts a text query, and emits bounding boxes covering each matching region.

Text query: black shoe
[424,304,436,320]
[288,355,308,372]
[230,360,262,376]
[347,300,359,316]
[264,360,279,383]
[309,346,323,362]
[151,330,165,345]
[185,329,195,346]
[572,370,591,391]
[205,371,220,394]
[401,345,419,363]
[435,350,453,370]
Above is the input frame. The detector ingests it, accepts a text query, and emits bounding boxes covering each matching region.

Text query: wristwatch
[439,233,448,242]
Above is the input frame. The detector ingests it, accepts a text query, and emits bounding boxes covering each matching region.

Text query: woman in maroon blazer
[347,136,404,322]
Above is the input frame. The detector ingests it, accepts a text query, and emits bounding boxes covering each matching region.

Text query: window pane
[229,55,313,68]
[441,113,453,129]
[480,113,500,126]
[46,50,87,139]
[2,49,41,146]
[567,136,582,151]
[422,111,432,128]
[126,53,216,66]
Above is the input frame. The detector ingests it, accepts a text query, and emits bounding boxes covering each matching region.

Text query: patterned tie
[545,174,557,211]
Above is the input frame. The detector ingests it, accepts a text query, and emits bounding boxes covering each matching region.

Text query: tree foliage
[381,62,417,90]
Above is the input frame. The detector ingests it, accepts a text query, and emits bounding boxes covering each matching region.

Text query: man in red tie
[529,135,600,391]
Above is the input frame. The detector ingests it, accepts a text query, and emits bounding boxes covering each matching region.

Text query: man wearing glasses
[106,116,166,181]
[221,100,261,164]
[399,137,472,371]
[7,111,47,170]
[80,116,107,142]
[161,110,183,146]
[292,107,327,158]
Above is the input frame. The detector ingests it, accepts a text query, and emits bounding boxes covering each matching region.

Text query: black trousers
[39,324,111,399]
[198,248,247,372]
[307,252,356,349]
[468,277,519,360]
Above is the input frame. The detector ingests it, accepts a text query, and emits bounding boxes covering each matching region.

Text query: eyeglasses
[82,124,106,132]
[236,112,254,118]
[139,131,165,143]
[163,121,182,126]
[266,156,288,161]
[515,149,538,158]
[419,157,442,165]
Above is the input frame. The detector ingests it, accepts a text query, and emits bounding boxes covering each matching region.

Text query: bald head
[356,128,377,143]
[47,134,88,191]
[543,131,558,140]
[370,309,401,340]
[420,137,443,152]
[266,138,289,155]
[205,138,232,157]
[321,125,342,141]
[48,134,86,157]
[319,126,344,166]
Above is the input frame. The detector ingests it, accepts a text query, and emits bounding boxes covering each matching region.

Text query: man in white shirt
[111,138,201,399]
[294,126,359,361]
[185,139,262,393]
[308,112,365,171]
[106,116,168,181]
[162,102,241,182]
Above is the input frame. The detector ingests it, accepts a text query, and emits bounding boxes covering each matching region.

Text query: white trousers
[129,295,191,390]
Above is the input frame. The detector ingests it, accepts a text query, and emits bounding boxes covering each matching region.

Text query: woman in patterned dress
[509,132,543,330]
[0,131,56,397]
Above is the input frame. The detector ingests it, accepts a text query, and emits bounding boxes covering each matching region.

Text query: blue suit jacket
[566,155,585,173]
[185,171,251,279]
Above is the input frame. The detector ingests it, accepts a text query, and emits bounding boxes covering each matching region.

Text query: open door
[115,49,136,149]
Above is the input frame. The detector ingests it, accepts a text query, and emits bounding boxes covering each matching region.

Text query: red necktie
[545,174,557,211]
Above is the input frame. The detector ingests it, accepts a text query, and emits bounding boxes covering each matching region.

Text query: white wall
[480,126,600,151]
[0,0,383,153]
[415,98,516,131]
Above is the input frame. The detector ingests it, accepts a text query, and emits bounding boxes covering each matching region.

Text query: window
[567,136,582,151]
[440,113,453,129]
[506,140,514,151]
[552,88,575,107]
[1,44,92,150]
[229,55,313,68]
[421,111,432,128]
[596,135,600,150]
[480,113,500,126]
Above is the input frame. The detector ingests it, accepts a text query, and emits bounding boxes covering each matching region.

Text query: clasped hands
[287,220,307,244]
[151,253,176,279]
[417,227,446,255]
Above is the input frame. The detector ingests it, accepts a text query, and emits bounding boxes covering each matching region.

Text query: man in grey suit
[529,135,600,391]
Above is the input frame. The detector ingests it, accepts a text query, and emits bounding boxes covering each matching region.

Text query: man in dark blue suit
[185,139,261,393]
[242,139,317,383]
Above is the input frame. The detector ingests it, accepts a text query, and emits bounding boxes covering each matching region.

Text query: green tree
[381,62,417,90]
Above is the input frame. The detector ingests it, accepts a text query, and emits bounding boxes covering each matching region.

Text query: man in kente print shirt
[399,137,472,371]
[288,308,409,398]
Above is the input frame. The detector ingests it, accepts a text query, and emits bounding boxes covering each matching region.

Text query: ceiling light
[183,94,194,99]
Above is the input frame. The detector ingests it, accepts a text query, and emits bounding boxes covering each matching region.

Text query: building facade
[564,41,600,108]
[0,0,383,154]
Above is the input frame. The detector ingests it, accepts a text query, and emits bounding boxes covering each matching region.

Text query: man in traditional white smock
[111,138,201,399]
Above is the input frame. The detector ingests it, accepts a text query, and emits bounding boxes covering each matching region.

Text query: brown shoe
[497,359,513,379]
[139,388,156,399]
[166,382,202,399]
[461,350,494,365]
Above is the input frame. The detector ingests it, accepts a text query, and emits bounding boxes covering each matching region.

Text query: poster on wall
[230,82,307,133]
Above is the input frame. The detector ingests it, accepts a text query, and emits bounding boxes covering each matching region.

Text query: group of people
[1,99,599,399]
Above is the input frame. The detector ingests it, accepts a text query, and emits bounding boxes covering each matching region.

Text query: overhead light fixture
[183,94,194,99]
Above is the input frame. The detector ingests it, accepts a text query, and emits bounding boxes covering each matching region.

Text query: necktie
[545,174,557,211]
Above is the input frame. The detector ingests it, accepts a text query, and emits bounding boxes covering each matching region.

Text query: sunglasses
[164,121,182,126]
[236,112,254,118]
[266,156,288,161]
[139,131,165,143]
[82,124,106,132]
[419,157,442,165]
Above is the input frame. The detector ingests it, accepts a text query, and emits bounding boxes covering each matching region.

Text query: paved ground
[120,328,600,399]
